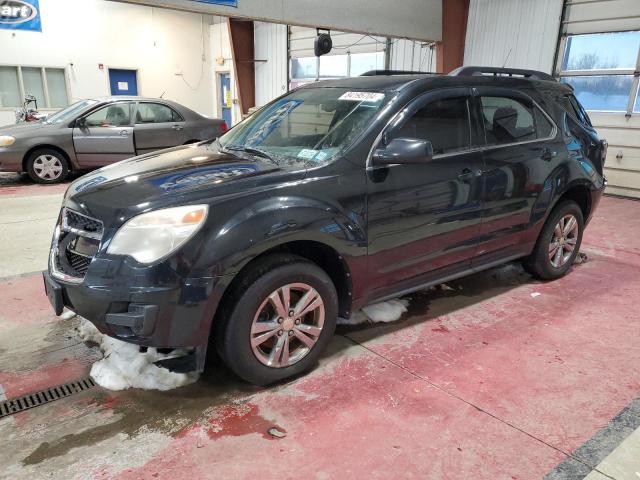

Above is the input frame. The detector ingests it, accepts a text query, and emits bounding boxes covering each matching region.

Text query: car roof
[297,73,571,95]
[298,74,439,91]
[90,96,179,103]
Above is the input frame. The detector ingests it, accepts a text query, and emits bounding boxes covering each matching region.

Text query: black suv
[44,67,606,385]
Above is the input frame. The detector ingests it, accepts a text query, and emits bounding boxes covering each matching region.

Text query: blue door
[219,73,232,126]
[109,69,138,96]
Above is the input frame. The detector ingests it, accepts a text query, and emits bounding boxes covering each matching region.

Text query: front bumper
[0,147,25,172]
[45,256,232,349]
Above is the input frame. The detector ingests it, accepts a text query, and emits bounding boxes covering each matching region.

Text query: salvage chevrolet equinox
[44,67,607,385]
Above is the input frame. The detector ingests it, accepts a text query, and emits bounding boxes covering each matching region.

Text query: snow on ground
[70,314,199,391]
[338,299,410,326]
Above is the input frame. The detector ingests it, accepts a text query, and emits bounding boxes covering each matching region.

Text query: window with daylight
[559,31,640,114]
[0,66,69,109]
[290,51,384,87]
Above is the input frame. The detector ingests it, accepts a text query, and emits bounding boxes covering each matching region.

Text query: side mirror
[372,137,434,166]
[75,117,86,128]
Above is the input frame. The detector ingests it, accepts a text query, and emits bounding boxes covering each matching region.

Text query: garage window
[559,31,640,114]
[290,52,384,85]
[0,65,69,109]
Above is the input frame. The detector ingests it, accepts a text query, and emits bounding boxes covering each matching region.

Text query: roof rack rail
[449,66,555,81]
[360,70,435,76]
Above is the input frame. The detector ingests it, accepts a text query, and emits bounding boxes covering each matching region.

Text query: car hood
[64,143,297,220]
[0,121,58,136]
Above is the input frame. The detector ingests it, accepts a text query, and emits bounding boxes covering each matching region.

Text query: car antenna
[502,48,512,68]
[159,91,166,99]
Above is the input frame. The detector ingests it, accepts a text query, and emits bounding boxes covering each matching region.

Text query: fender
[523,159,604,245]
[195,193,367,277]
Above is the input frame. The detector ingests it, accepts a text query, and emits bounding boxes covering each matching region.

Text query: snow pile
[74,317,199,391]
[339,299,409,326]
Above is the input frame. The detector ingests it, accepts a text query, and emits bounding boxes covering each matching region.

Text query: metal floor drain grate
[0,377,96,419]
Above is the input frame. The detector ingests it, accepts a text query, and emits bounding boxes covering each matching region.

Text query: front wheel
[524,200,584,280]
[26,148,69,184]
[217,255,338,385]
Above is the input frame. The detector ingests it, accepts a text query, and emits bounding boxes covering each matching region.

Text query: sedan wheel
[548,214,579,268]
[33,154,64,181]
[27,149,69,184]
[250,283,325,368]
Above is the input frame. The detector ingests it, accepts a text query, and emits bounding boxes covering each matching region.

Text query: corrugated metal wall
[254,22,288,106]
[464,0,564,73]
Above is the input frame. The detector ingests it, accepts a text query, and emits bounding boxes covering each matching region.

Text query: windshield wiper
[223,145,279,165]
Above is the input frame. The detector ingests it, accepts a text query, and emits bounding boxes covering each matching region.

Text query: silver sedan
[0,97,227,183]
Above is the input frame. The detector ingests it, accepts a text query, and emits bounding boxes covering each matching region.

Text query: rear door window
[135,103,183,124]
[480,96,554,146]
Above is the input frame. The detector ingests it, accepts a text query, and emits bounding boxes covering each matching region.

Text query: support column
[228,18,255,116]
[436,0,470,74]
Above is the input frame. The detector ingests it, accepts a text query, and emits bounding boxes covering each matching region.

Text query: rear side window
[480,96,554,146]
[136,103,183,124]
[559,94,592,128]
[389,96,470,155]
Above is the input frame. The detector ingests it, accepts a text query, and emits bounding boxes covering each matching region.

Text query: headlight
[0,136,16,147]
[107,205,208,264]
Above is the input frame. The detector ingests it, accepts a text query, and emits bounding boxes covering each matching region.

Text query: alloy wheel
[250,283,325,368]
[549,214,579,268]
[33,155,63,181]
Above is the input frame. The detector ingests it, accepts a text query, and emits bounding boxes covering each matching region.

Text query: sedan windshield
[218,87,390,164]
[46,99,100,125]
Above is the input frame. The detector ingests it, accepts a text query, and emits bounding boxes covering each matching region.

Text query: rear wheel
[26,148,69,184]
[216,255,338,385]
[524,200,584,280]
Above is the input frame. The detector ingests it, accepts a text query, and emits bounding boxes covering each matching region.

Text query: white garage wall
[0,0,215,125]
[464,0,564,74]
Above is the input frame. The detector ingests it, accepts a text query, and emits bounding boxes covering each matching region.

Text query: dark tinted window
[390,96,470,155]
[481,96,554,145]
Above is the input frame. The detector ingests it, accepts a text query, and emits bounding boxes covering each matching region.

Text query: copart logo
[0,0,37,24]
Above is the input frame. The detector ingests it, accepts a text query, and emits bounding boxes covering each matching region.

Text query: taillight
[220,122,228,134]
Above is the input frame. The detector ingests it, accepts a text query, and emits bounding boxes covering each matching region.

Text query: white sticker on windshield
[339,91,385,102]
[298,149,319,159]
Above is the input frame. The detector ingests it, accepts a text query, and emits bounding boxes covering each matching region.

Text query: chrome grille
[50,209,103,283]
[62,208,103,240]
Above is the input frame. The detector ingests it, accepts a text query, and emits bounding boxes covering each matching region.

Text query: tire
[216,254,338,386]
[26,148,69,184]
[524,200,584,280]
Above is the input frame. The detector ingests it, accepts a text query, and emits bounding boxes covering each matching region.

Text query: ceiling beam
[108,0,442,42]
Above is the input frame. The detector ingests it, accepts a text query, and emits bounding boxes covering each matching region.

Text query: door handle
[541,148,556,161]
[119,130,129,136]
[172,125,184,131]
[458,168,484,182]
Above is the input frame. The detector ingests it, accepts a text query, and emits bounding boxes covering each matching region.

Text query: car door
[365,88,485,298]
[470,87,558,265]
[72,101,135,167]
[133,102,188,154]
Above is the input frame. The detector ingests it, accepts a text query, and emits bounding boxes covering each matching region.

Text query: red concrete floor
[0,195,639,479]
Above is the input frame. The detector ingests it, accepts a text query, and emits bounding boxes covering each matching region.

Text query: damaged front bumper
[44,256,234,372]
